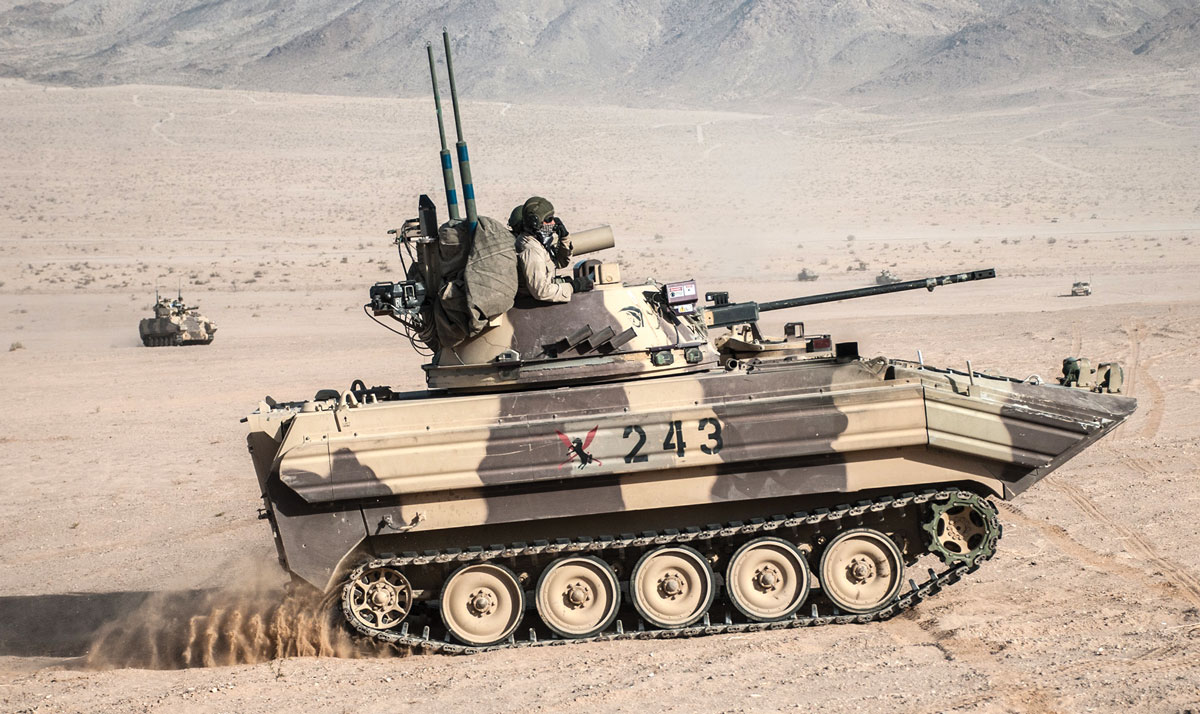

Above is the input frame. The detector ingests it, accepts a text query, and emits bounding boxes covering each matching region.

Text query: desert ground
[1,73,1199,712]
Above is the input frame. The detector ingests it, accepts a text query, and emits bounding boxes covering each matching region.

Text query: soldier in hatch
[511,196,591,303]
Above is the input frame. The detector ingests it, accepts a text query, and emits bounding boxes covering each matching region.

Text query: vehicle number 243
[622,418,723,463]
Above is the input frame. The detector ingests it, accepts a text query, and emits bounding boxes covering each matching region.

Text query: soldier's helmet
[521,196,555,235]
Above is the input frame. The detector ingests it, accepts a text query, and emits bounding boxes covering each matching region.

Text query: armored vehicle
[139,291,217,347]
[796,268,819,281]
[244,32,1135,653]
[875,269,901,285]
[1071,281,1092,296]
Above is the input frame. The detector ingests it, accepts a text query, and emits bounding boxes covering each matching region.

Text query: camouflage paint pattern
[247,350,1135,590]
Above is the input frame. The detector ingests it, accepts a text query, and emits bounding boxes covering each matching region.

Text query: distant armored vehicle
[1070,281,1092,296]
[243,32,1135,653]
[875,269,901,285]
[796,268,819,281]
[139,291,217,347]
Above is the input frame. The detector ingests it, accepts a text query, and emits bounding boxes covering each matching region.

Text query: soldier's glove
[552,216,569,239]
[572,274,594,293]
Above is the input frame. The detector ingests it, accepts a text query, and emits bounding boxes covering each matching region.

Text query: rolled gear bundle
[429,215,518,349]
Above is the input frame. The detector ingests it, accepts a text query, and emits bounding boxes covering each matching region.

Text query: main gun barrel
[759,268,996,312]
[705,268,996,329]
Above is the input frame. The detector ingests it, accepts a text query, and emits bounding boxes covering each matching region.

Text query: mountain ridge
[1,0,1196,108]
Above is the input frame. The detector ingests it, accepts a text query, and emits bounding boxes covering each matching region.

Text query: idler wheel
[725,537,811,622]
[630,546,715,629]
[535,556,621,638]
[342,564,412,632]
[440,563,524,646]
[818,528,904,615]
[923,492,1001,568]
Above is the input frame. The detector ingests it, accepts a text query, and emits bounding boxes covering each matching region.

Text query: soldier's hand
[552,216,569,239]
[572,274,594,293]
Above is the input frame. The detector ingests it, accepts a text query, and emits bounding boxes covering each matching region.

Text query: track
[342,489,997,654]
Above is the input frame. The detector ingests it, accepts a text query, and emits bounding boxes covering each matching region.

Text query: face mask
[537,224,555,247]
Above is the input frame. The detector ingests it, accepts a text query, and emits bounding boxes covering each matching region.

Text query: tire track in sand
[1049,478,1200,609]
[890,605,1199,713]
[1122,319,1193,441]
[1118,321,1164,441]
[1135,367,1165,441]
[889,614,1058,714]
[995,502,1188,605]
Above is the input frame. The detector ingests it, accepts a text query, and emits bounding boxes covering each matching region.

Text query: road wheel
[535,556,620,638]
[726,537,810,622]
[819,528,903,615]
[440,563,524,646]
[630,546,715,629]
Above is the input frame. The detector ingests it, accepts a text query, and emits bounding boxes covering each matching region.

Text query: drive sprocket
[922,492,1001,568]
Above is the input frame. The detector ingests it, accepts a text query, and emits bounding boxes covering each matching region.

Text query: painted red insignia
[556,426,602,470]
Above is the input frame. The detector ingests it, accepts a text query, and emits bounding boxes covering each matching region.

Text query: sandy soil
[1,77,1198,713]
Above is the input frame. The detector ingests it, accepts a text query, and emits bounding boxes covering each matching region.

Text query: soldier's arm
[550,236,573,269]
[522,246,573,303]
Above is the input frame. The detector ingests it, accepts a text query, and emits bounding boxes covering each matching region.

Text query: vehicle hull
[246,357,1134,591]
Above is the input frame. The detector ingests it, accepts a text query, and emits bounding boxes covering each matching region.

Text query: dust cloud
[83,586,409,670]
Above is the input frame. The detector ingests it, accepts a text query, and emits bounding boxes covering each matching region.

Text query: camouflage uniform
[513,196,574,303]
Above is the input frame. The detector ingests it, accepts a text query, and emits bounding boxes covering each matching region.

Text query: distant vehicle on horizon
[139,290,217,346]
[875,269,901,285]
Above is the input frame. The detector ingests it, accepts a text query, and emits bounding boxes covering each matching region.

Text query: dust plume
[83,586,409,670]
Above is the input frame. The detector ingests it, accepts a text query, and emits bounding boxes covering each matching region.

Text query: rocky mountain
[0,0,1196,107]
[1125,6,1200,62]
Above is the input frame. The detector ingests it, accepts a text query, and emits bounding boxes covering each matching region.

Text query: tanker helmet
[522,196,555,235]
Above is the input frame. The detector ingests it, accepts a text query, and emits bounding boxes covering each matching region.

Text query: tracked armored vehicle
[244,32,1135,653]
[796,268,819,281]
[875,269,901,285]
[139,291,217,347]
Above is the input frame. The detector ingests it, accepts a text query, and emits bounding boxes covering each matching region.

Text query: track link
[343,488,999,654]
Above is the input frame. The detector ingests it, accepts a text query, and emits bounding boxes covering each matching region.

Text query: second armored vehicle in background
[139,291,217,347]
[875,269,901,285]
[1071,281,1092,296]
[796,268,819,281]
